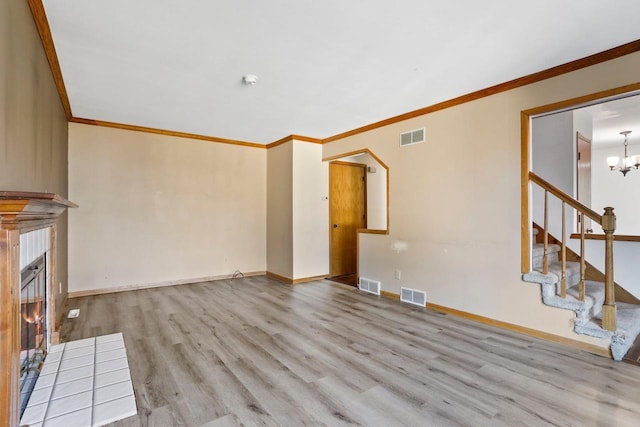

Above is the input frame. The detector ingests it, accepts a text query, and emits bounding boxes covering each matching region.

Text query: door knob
[333,224,338,228]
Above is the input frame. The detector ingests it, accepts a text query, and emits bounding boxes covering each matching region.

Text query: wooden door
[576,132,592,232]
[330,162,366,278]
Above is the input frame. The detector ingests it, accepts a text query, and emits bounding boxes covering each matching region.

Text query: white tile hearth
[20,333,137,427]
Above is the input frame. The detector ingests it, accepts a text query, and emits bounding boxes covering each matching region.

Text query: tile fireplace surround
[19,333,137,427]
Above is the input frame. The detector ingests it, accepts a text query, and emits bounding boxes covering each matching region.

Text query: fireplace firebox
[19,253,47,417]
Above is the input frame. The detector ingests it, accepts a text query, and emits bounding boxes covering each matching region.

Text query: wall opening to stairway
[521,83,640,273]
[532,93,640,236]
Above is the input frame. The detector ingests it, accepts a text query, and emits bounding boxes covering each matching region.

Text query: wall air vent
[399,128,425,147]
[400,287,426,307]
[358,277,381,295]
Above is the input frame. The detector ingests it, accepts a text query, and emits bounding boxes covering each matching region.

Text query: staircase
[523,235,640,360]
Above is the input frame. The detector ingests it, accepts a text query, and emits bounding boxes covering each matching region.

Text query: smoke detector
[243,74,258,85]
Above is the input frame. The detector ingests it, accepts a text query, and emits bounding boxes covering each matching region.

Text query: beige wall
[322,52,640,347]
[68,123,266,292]
[267,141,293,278]
[267,140,329,280]
[292,141,329,279]
[0,0,69,312]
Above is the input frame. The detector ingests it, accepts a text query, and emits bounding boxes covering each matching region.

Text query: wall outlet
[394,269,401,280]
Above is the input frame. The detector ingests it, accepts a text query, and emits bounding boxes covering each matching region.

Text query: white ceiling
[43,1,640,144]
[585,95,640,148]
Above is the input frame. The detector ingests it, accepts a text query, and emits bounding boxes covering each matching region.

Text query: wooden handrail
[570,233,640,242]
[529,172,602,224]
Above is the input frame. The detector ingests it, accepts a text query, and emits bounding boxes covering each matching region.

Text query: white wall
[592,143,640,234]
[68,123,267,293]
[532,111,574,194]
[531,112,575,259]
[587,141,640,297]
[322,51,640,347]
[361,154,387,230]
[292,141,329,278]
[573,108,593,143]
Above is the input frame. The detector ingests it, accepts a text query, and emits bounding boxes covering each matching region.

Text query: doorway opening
[324,149,389,286]
[329,161,366,285]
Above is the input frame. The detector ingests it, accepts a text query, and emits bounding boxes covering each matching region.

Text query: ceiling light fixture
[607,131,640,176]
[242,74,258,85]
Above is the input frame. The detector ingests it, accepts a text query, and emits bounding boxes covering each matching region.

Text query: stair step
[532,243,561,269]
[578,302,640,361]
[532,243,560,257]
[524,261,581,291]
[546,261,581,286]
[539,279,602,315]
[567,281,605,318]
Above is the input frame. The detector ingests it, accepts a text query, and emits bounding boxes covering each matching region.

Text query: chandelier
[607,130,640,176]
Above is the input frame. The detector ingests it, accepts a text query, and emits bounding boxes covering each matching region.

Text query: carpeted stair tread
[525,261,582,295]
[566,281,605,317]
[540,280,603,318]
[611,302,640,360]
[532,243,561,258]
[578,302,640,360]
[567,280,604,317]
[532,243,561,269]
[574,319,613,339]
[546,260,580,276]
[522,269,558,285]
[522,261,580,286]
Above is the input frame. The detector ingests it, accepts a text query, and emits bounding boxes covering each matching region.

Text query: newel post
[601,207,616,332]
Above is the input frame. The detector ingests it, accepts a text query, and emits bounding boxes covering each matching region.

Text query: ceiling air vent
[399,128,425,147]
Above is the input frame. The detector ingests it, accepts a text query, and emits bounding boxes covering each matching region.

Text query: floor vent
[359,278,381,295]
[400,128,425,147]
[401,287,426,307]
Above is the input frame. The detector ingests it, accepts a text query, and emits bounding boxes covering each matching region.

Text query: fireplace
[0,191,77,426]
[19,253,47,417]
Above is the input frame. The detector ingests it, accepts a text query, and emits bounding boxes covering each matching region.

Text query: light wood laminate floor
[60,276,640,426]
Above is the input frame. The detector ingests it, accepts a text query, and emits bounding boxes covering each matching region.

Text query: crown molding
[70,117,266,149]
[323,39,640,143]
[266,134,323,149]
[27,0,72,120]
